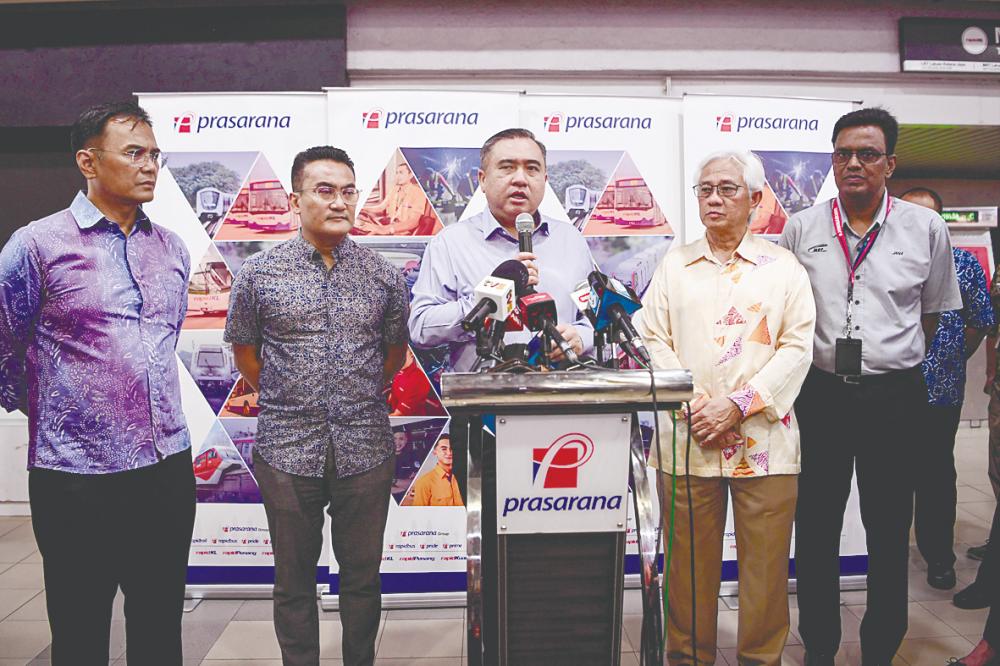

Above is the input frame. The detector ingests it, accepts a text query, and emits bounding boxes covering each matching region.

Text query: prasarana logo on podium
[496,414,630,533]
[531,433,595,489]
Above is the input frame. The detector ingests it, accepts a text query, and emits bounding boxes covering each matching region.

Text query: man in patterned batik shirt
[638,150,816,666]
[900,187,993,592]
[226,146,409,666]
[0,102,194,665]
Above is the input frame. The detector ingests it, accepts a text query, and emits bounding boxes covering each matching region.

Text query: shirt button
[854,300,860,305]
[855,325,860,331]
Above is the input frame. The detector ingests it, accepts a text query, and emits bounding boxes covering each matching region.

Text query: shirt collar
[70,191,151,233]
[478,208,550,242]
[682,230,758,267]
[435,462,454,480]
[834,188,890,239]
[290,231,355,264]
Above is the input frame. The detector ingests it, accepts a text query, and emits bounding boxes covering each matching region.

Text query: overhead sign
[900,17,1000,73]
[495,413,630,534]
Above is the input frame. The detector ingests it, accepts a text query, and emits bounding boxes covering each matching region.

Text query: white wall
[346,0,1000,125]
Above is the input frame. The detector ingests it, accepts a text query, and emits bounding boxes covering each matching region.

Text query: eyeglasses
[298,186,360,205]
[87,147,166,168]
[831,149,888,165]
[692,183,743,199]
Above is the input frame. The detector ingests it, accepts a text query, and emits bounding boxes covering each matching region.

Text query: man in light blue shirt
[408,128,594,372]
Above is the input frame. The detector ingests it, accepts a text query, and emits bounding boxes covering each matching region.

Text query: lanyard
[832,196,892,337]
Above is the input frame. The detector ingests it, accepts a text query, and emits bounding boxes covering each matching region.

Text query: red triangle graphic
[386,347,447,417]
[583,152,672,237]
[195,419,262,503]
[356,149,443,237]
[214,153,300,241]
[544,150,623,233]
[183,244,233,331]
[164,151,257,239]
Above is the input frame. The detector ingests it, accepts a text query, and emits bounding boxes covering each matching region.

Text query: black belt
[811,364,922,386]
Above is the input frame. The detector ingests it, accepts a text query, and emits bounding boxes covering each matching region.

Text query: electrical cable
[686,406,697,666]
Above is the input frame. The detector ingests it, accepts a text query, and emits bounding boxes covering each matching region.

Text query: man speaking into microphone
[408,128,594,371]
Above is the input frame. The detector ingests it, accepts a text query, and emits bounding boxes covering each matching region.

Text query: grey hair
[693,150,766,195]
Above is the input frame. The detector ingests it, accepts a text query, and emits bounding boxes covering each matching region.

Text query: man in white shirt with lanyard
[779,107,961,666]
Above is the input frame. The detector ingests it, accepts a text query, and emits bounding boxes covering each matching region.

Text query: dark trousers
[794,366,924,664]
[29,450,196,666]
[254,451,393,666]
[914,403,962,568]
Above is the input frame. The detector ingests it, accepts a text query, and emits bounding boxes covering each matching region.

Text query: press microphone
[587,270,651,366]
[460,260,529,333]
[571,280,598,327]
[519,292,580,365]
[515,212,535,255]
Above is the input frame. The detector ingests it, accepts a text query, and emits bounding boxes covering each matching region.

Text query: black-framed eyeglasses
[297,185,360,205]
[831,149,889,165]
[692,183,742,199]
[87,147,166,168]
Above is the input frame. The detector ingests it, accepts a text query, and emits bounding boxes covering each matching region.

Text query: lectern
[441,369,693,666]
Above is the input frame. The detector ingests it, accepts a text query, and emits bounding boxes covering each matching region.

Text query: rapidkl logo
[174,113,195,134]
[716,112,734,133]
[363,108,384,129]
[543,113,564,133]
[532,433,595,489]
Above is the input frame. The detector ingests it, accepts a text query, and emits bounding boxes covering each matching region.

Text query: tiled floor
[0,424,995,665]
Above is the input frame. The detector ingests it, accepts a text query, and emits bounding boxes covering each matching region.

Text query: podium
[441,369,693,666]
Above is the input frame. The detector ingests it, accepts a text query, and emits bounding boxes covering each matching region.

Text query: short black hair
[291,146,355,192]
[832,107,899,155]
[480,128,547,169]
[70,101,152,154]
[901,187,943,213]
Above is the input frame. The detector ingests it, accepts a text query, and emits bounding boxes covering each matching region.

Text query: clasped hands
[686,394,743,448]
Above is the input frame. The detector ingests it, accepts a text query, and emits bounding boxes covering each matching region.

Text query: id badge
[834,337,862,377]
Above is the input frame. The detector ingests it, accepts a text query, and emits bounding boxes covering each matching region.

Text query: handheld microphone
[519,292,580,365]
[460,260,529,333]
[515,212,535,255]
[588,270,651,366]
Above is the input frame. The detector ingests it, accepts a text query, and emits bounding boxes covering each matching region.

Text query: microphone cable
[685,403,697,666]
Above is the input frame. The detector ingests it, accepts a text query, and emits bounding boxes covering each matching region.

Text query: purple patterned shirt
[0,192,191,474]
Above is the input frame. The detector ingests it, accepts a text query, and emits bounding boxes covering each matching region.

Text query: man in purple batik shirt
[0,102,195,666]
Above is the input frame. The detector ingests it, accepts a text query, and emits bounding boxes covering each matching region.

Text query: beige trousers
[659,473,798,666]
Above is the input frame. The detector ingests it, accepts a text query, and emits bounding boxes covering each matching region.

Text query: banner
[682,94,868,574]
[681,94,853,242]
[324,89,519,592]
[138,92,329,578]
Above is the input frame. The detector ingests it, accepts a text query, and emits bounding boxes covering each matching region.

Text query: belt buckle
[840,374,861,385]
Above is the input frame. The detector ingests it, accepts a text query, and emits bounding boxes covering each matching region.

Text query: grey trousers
[255,450,394,666]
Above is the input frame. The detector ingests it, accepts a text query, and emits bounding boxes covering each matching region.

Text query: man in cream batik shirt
[638,150,816,666]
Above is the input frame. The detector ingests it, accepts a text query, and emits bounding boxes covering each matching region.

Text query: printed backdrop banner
[324,89,519,591]
[518,94,682,242]
[681,94,854,241]
[138,92,329,577]
[682,94,868,568]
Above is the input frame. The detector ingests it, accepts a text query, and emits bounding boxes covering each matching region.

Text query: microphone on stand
[588,270,651,366]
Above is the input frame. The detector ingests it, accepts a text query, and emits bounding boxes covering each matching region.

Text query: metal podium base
[498,532,625,665]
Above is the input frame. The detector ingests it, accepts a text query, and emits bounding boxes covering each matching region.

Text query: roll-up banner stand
[323,89,520,607]
[682,93,869,584]
[518,94,680,585]
[137,92,330,595]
